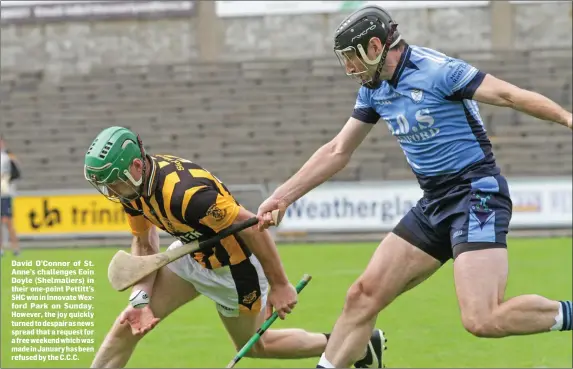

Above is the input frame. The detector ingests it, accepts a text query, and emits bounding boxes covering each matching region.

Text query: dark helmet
[333,5,401,89]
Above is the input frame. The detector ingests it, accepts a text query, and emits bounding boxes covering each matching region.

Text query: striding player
[84,126,385,368]
[256,5,573,368]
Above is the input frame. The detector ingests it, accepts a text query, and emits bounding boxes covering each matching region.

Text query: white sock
[317,353,335,368]
[550,303,563,331]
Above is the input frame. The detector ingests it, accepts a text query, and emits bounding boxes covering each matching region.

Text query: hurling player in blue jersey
[257,5,573,368]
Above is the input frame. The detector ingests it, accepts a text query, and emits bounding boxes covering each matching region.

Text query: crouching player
[84,126,386,368]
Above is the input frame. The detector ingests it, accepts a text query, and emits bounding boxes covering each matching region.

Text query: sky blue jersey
[352,44,500,195]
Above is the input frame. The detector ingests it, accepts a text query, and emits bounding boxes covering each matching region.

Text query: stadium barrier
[10,178,571,244]
[10,185,268,242]
[11,190,131,240]
[276,177,572,234]
[275,177,572,236]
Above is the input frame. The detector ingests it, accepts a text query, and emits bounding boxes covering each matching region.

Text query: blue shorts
[393,175,512,264]
[1,197,13,218]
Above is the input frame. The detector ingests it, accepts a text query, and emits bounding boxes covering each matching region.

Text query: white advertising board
[215,1,490,17]
[277,178,572,232]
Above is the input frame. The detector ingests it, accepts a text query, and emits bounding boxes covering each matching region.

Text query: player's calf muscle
[461,295,561,338]
[246,329,327,359]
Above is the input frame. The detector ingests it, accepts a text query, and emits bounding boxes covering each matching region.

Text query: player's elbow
[475,75,518,108]
[324,139,352,165]
[132,228,159,256]
[132,238,153,256]
[133,239,157,256]
[480,84,517,108]
[497,85,530,109]
[235,207,261,238]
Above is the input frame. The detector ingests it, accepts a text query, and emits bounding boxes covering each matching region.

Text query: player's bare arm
[129,225,160,295]
[473,74,573,129]
[258,118,373,228]
[234,206,297,319]
[116,225,162,336]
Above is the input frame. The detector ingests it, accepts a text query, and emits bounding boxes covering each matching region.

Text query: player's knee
[344,279,381,318]
[461,313,501,338]
[241,339,267,358]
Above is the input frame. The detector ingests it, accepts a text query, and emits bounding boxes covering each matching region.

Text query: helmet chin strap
[364,22,399,89]
[123,170,143,187]
[136,134,149,197]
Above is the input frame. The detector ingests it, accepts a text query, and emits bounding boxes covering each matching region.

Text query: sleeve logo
[206,204,227,221]
[449,62,468,84]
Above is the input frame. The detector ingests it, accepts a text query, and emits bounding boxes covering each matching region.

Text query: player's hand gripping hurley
[107,210,281,291]
[225,274,312,368]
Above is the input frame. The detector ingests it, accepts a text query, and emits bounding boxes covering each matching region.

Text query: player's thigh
[205,255,269,354]
[147,265,200,319]
[2,215,13,228]
[453,248,508,326]
[167,240,269,316]
[393,200,453,265]
[367,203,450,300]
[218,307,266,353]
[1,217,14,231]
[450,175,512,317]
[349,230,442,312]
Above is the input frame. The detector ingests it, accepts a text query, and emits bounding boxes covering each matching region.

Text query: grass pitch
[1,238,572,368]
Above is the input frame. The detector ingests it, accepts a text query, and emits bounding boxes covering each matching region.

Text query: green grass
[2,238,572,368]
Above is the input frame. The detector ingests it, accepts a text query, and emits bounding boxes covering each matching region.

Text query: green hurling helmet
[84,126,146,202]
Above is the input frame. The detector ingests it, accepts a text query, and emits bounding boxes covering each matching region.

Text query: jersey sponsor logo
[354,101,371,109]
[374,99,392,105]
[177,230,202,243]
[373,92,401,106]
[384,109,439,143]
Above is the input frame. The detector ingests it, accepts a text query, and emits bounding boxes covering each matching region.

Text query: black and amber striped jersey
[121,154,252,269]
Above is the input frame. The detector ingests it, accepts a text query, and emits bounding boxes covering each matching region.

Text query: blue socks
[551,301,572,331]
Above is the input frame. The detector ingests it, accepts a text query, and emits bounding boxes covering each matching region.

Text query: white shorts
[166,241,269,318]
